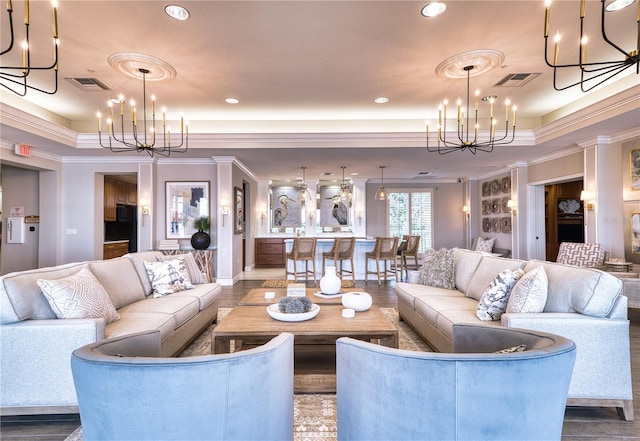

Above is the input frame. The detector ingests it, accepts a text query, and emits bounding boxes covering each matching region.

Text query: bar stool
[401,235,421,279]
[365,237,399,285]
[322,237,356,281]
[285,237,317,285]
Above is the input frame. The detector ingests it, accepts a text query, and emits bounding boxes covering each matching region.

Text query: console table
[159,249,216,282]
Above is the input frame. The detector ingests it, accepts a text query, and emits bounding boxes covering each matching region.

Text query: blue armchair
[71,331,294,441]
[337,323,576,440]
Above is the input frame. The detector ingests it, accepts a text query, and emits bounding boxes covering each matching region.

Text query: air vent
[418,171,431,175]
[65,77,111,91]
[494,73,540,87]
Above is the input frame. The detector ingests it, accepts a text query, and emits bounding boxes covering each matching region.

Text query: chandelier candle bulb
[580,0,585,18]
[475,90,479,110]
[97,112,101,132]
[457,98,461,120]
[505,99,510,121]
[544,0,550,37]
[513,106,517,126]
[21,42,27,71]
[52,0,58,38]
[24,0,28,24]
[162,108,166,125]
[151,95,155,115]
[581,36,588,64]
[108,101,114,120]
[554,32,561,65]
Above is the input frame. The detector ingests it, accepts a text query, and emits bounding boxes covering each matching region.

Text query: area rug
[262,279,356,289]
[64,307,429,441]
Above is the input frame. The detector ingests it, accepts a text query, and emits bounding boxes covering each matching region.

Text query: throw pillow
[506,266,549,313]
[37,268,120,323]
[419,248,455,289]
[158,253,207,284]
[494,344,527,354]
[476,268,524,321]
[475,237,496,253]
[144,258,195,298]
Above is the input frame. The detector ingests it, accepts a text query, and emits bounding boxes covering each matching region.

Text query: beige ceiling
[1,0,638,182]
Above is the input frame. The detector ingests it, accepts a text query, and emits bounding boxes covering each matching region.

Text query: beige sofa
[396,248,634,421]
[0,251,222,416]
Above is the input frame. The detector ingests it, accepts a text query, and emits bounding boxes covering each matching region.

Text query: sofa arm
[1,318,105,412]
[501,313,632,401]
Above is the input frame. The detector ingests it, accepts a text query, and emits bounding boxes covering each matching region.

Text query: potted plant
[190,216,211,250]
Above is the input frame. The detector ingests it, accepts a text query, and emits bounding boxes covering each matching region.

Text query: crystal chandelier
[96,68,188,157]
[1,0,60,96]
[427,64,516,154]
[543,0,639,92]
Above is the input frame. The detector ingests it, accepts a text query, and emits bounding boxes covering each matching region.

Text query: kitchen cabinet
[104,177,117,221]
[255,238,285,267]
[104,241,129,259]
[116,180,137,205]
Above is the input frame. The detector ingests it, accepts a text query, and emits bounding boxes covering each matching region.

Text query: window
[388,190,433,253]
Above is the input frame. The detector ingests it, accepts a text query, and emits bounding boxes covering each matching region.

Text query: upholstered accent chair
[556,242,606,268]
[285,237,317,284]
[337,324,576,441]
[71,331,294,441]
[322,237,356,281]
[365,237,400,285]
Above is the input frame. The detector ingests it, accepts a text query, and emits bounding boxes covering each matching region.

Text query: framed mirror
[166,181,209,239]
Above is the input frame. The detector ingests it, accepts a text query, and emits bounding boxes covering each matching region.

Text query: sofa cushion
[453,248,483,294]
[506,266,548,313]
[477,268,524,321]
[126,251,164,296]
[36,268,120,323]
[1,261,88,323]
[144,259,195,297]
[172,283,221,310]
[106,311,176,341]
[117,296,199,328]
[475,237,496,253]
[89,257,146,309]
[414,295,475,326]
[523,261,622,317]
[419,248,455,289]
[466,257,526,301]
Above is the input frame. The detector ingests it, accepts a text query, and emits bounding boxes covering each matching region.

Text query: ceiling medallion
[435,49,505,79]
[107,53,177,81]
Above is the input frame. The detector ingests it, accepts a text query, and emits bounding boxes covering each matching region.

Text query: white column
[213,156,235,285]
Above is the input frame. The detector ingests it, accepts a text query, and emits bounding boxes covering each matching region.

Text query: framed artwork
[502,197,511,213]
[271,187,302,228]
[491,198,502,214]
[482,181,491,197]
[501,176,511,193]
[482,217,491,233]
[319,185,349,228]
[482,200,491,215]
[166,181,209,239]
[234,187,244,234]
[631,149,640,191]
[491,218,501,233]
[491,179,501,195]
[501,216,512,234]
[632,213,640,255]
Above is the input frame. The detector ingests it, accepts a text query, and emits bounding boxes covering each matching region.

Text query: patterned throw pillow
[475,237,496,253]
[476,268,524,321]
[37,268,120,323]
[506,266,549,313]
[419,248,455,289]
[144,259,195,298]
[494,344,527,354]
[158,253,207,284]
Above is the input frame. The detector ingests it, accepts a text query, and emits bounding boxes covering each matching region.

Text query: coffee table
[238,287,362,306]
[212,304,398,393]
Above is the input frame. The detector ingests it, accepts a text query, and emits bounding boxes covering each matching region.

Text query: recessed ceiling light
[225,98,240,104]
[374,97,389,104]
[481,95,498,101]
[605,0,635,11]
[421,2,446,17]
[165,5,190,21]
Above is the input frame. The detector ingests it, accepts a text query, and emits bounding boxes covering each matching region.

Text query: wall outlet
[66,228,78,235]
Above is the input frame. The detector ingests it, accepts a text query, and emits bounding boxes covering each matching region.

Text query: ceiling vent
[65,77,111,91]
[494,73,540,87]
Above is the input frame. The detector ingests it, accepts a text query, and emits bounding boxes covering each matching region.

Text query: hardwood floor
[2,278,638,440]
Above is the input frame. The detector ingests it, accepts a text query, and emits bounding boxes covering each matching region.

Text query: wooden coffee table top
[212,304,397,348]
[238,287,363,305]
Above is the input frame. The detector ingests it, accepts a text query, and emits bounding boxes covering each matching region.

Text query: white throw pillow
[475,237,496,253]
[144,258,195,297]
[37,268,120,323]
[158,253,207,284]
[506,266,549,313]
[476,268,524,321]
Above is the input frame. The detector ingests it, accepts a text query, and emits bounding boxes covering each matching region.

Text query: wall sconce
[260,204,267,226]
[220,198,229,226]
[507,199,517,214]
[462,205,470,217]
[580,191,594,211]
[357,211,363,225]
[139,198,150,226]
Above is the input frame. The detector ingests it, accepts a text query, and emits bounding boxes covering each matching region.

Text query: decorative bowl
[267,303,320,322]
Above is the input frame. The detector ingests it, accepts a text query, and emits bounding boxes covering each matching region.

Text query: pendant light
[299,166,310,203]
[375,166,387,201]
[340,166,350,199]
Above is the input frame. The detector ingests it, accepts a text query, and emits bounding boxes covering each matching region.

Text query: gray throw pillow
[419,248,455,289]
[476,268,524,321]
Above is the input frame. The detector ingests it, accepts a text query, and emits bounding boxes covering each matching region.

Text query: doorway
[545,179,584,261]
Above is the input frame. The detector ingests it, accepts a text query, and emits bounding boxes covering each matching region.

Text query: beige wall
[528,151,583,184]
